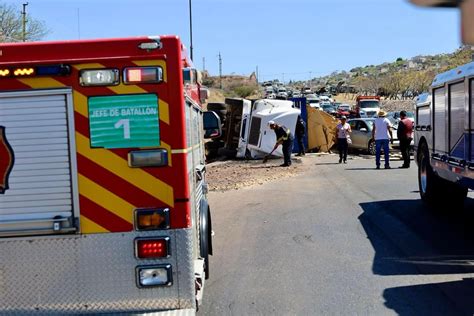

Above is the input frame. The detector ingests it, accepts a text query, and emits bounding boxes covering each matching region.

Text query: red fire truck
[0,35,220,314]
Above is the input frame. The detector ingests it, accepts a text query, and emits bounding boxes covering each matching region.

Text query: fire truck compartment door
[0,89,79,237]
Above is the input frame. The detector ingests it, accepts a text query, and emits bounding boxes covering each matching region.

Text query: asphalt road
[201,154,474,316]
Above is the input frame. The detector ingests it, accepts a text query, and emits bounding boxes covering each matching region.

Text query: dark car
[322,104,337,115]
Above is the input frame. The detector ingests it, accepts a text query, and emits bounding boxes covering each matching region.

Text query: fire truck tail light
[13,68,35,76]
[79,69,119,86]
[0,69,10,77]
[135,237,170,259]
[128,149,168,168]
[135,208,170,231]
[136,265,172,287]
[124,67,163,84]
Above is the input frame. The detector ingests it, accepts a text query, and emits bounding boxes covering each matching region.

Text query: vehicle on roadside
[347,118,377,155]
[353,95,381,118]
[0,35,221,315]
[302,87,312,94]
[322,103,337,116]
[307,96,321,109]
[414,62,473,208]
[266,92,276,99]
[336,104,351,118]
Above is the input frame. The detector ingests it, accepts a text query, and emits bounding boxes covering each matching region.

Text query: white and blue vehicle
[415,62,474,207]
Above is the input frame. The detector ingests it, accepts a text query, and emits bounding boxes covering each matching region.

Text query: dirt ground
[206,150,404,192]
[206,153,328,192]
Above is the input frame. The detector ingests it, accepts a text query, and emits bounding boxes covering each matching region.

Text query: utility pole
[256,66,259,84]
[188,0,194,60]
[77,8,81,39]
[21,2,29,42]
[202,57,206,72]
[218,52,222,89]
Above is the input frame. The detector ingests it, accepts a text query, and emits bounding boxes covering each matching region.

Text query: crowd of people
[268,110,414,169]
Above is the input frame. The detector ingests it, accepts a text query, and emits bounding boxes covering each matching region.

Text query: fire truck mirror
[203,111,222,139]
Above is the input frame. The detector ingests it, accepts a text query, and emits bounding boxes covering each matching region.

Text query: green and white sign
[88,94,160,149]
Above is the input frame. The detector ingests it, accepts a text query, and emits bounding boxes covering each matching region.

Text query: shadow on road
[359,197,474,276]
[359,197,474,315]
[382,278,474,316]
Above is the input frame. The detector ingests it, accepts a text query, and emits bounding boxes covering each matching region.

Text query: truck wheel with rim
[418,141,468,208]
[368,140,376,155]
[418,141,446,207]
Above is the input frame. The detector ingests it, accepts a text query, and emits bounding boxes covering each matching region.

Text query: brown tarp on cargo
[307,106,339,152]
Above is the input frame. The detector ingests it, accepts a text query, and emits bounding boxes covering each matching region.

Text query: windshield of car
[308,99,319,104]
[323,104,334,110]
[406,111,415,118]
[338,105,350,111]
[359,100,380,108]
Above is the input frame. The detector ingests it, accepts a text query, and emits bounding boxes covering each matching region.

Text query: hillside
[302,46,474,99]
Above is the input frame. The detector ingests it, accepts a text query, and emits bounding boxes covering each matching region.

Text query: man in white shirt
[371,110,393,169]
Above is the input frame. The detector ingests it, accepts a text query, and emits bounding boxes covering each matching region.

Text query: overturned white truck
[222,98,300,159]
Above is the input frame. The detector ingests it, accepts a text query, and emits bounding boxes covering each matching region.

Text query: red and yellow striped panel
[16,60,188,234]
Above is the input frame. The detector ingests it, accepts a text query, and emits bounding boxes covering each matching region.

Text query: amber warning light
[0,69,10,77]
[13,68,35,76]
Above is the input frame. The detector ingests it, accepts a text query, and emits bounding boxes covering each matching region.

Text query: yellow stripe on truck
[19,77,88,118]
[80,215,109,234]
[78,174,134,224]
[76,133,175,207]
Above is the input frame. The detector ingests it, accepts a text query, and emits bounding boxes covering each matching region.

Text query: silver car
[348,118,377,155]
[348,118,407,155]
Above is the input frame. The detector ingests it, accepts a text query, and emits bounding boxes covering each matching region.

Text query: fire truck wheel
[199,205,212,280]
[418,142,442,206]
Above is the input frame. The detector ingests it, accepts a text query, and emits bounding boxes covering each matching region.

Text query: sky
[4,0,462,82]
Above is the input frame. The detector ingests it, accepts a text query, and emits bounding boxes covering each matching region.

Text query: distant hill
[292,46,474,100]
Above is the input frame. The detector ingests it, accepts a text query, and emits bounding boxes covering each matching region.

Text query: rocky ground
[206,154,315,192]
[206,151,404,192]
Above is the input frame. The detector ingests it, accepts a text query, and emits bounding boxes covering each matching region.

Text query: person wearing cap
[372,110,393,169]
[397,110,414,168]
[335,115,351,163]
[268,120,294,167]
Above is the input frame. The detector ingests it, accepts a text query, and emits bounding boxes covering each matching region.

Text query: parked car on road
[347,118,377,155]
[347,118,412,155]
[322,103,337,115]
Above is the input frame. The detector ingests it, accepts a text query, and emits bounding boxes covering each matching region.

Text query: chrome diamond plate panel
[0,229,195,315]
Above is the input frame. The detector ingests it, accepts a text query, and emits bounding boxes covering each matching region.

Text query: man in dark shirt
[268,120,294,167]
[397,111,414,168]
[295,115,306,156]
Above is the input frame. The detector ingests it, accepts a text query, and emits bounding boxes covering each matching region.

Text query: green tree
[0,3,49,42]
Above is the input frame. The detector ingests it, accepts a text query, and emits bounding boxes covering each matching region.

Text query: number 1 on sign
[115,119,131,139]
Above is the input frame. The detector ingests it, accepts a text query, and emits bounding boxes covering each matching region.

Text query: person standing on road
[295,115,306,156]
[397,110,414,168]
[268,120,294,167]
[372,110,393,169]
[336,116,351,163]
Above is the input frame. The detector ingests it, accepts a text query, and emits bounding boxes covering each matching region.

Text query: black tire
[368,140,376,155]
[199,206,212,280]
[418,142,439,205]
[416,142,469,209]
